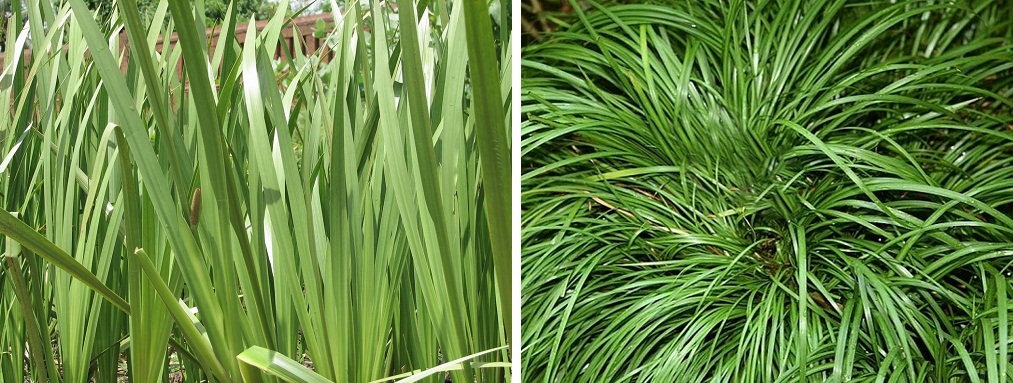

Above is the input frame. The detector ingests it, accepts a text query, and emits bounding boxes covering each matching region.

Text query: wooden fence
[0,12,336,72]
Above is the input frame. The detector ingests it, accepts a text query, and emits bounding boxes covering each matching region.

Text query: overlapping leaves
[521,1,1013,382]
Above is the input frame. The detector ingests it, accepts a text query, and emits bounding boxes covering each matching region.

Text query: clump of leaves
[521,0,1013,382]
[0,0,510,381]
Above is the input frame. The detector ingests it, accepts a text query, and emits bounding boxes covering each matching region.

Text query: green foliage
[202,0,273,21]
[81,0,274,27]
[0,0,21,52]
[0,0,511,381]
[521,0,1013,382]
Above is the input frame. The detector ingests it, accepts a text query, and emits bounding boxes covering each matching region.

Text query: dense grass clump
[521,1,1013,382]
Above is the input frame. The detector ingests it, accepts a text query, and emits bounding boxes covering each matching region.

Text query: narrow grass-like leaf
[237,346,333,383]
[3,256,53,383]
[0,210,129,313]
[129,248,230,383]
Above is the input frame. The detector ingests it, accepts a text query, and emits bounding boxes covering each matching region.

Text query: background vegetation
[522,0,1012,381]
[87,0,275,25]
[0,0,511,381]
[2,0,271,50]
